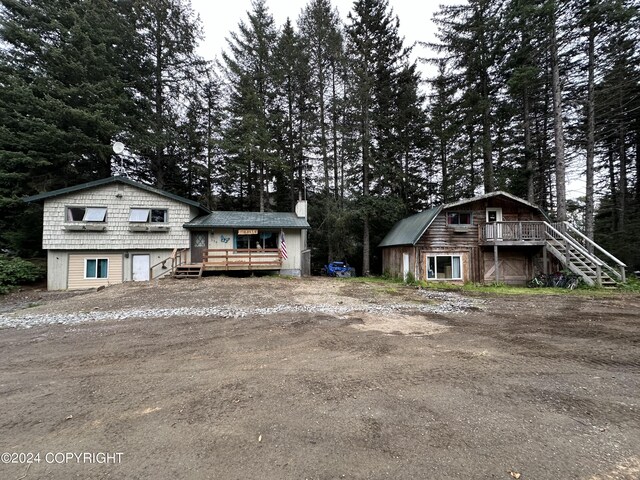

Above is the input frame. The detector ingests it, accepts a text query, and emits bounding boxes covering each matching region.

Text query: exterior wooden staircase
[544,222,626,287]
[480,221,626,287]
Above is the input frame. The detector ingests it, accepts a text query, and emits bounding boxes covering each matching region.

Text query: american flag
[280,231,288,260]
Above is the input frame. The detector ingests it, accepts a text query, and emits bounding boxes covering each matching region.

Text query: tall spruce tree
[0,0,138,254]
[222,0,278,212]
[126,0,203,194]
[347,0,414,275]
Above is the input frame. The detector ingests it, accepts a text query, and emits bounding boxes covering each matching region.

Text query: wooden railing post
[596,265,602,287]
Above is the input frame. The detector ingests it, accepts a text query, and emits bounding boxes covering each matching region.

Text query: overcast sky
[189,0,585,198]
[190,0,451,77]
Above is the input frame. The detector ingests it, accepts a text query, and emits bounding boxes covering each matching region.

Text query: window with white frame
[426,254,463,280]
[66,207,107,222]
[129,208,167,223]
[85,258,109,279]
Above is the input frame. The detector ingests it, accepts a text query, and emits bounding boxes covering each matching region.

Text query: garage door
[483,251,528,284]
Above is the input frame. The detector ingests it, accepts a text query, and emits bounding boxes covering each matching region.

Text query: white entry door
[132,254,150,281]
[403,253,410,281]
[486,208,503,240]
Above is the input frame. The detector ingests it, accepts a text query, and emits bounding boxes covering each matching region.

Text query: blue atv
[321,261,356,278]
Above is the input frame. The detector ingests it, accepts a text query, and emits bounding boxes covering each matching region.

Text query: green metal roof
[184,211,310,230]
[378,207,442,247]
[23,176,209,213]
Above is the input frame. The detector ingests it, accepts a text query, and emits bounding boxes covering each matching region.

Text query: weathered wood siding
[382,246,416,279]
[413,197,545,283]
[482,249,533,285]
[68,252,123,290]
[42,183,197,250]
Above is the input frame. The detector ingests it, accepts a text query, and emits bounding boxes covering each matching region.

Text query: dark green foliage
[1,0,637,277]
[0,256,45,294]
[0,0,139,253]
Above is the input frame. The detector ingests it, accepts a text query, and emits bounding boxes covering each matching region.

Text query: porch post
[494,244,499,283]
[543,246,548,274]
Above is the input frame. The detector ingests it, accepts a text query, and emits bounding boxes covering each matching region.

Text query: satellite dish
[112,142,125,154]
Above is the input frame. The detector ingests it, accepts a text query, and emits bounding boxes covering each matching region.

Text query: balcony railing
[480,221,546,243]
[202,248,282,271]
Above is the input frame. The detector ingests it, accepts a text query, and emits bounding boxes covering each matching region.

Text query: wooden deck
[201,248,282,271]
[479,221,546,246]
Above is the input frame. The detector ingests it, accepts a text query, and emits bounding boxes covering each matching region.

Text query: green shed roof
[378,207,442,247]
[23,176,209,213]
[184,211,310,230]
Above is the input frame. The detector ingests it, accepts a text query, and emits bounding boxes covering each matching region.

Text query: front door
[486,208,503,240]
[132,254,150,281]
[190,231,208,264]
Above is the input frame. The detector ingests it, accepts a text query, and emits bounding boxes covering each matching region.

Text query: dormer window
[66,207,107,222]
[129,208,167,223]
[447,212,472,225]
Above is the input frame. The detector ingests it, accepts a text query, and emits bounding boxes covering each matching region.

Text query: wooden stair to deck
[173,263,203,279]
[543,221,625,287]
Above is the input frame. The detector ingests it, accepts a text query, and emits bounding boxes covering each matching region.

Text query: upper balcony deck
[478,221,546,246]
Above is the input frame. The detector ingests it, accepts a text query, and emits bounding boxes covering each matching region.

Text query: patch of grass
[618,276,640,292]
[338,275,632,297]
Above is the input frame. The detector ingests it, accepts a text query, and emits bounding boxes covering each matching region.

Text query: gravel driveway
[0,277,638,479]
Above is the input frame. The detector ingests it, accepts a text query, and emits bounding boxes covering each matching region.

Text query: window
[85,258,109,279]
[66,207,107,222]
[129,208,167,223]
[235,230,278,250]
[446,212,472,225]
[426,255,462,280]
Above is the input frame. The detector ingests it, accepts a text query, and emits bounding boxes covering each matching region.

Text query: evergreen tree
[221,0,278,212]
[126,0,204,193]
[346,0,414,275]
[298,0,343,195]
[0,0,138,254]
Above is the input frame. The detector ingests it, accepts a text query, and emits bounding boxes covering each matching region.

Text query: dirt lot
[0,277,639,480]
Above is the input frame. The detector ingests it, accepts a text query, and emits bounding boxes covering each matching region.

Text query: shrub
[0,256,45,294]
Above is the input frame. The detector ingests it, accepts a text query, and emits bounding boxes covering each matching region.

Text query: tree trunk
[585,14,595,242]
[331,61,339,198]
[607,146,617,230]
[154,21,165,189]
[259,159,265,213]
[550,4,566,221]
[318,42,329,193]
[524,89,534,203]
[481,71,494,193]
[618,126,627,231]
[362,103,370,276]
[441,137,448,203]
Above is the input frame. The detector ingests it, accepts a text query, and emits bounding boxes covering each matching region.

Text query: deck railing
[149,247,188,280]
[480,221,546,242]
[202,248,282,270]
